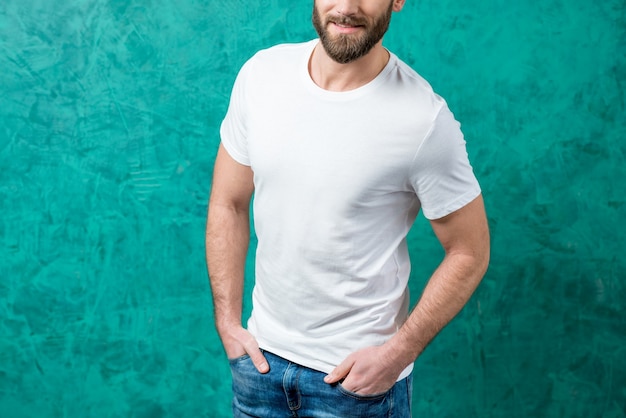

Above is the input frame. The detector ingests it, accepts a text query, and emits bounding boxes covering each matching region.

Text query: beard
[312,1,394,64]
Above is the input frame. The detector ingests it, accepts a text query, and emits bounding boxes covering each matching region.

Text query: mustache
[327,14,368,27]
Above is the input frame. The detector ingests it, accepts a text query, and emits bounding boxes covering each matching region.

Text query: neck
[308,41,390,92]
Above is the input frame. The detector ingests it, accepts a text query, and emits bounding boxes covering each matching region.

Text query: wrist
[216,318,243,338]
[384,334,421,370]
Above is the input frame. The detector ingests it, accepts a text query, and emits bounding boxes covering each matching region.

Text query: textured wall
[0,1,624,417]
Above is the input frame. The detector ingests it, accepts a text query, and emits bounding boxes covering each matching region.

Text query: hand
[220,325,269,373]
[323,345,404,396]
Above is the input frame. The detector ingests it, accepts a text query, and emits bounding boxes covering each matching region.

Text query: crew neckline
[301,39,396,101]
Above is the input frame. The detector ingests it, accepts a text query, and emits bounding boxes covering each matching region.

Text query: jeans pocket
[228,353,251,365]
[337,382,389,401]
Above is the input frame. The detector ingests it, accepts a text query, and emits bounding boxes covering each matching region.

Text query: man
[206,0,490,416]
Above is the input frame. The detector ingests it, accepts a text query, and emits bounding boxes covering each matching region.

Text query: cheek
[314,0,334,15]
[360,3,391,19]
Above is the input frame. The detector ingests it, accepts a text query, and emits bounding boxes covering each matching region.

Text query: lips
[335,22,362,28]
[330,22,364,34]
[328,18,366,34]
[328,15,367,28]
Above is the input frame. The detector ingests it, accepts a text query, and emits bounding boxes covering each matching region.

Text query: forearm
[324,251,488,394]
[205,202,250,335]
[387,250,489,369]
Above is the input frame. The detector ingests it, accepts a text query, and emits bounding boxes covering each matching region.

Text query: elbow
[479,248,490,280]
[474,231,491,281]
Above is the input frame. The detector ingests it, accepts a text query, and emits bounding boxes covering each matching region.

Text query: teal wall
[0,1,624,417]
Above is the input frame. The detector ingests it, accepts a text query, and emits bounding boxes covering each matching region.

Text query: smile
[331,21,364,33]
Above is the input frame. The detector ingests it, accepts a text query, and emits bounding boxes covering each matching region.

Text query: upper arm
[429,194,490,266]
[208,144,254,212]
[411,105,482,220]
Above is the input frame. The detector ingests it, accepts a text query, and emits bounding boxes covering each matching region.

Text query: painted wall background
[0,0,624,417]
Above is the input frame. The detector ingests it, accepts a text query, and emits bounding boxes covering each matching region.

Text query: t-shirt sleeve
[219,60,252,166]
[410,104,482,220]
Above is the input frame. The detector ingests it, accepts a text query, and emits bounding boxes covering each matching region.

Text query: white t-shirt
[220,40,481,379]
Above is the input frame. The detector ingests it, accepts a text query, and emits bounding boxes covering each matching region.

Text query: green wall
[0,1,624,417]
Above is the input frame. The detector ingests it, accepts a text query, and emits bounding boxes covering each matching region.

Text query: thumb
[248,347,270,374]
[324,357,354,384]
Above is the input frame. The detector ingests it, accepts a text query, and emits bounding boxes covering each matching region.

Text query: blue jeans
[229,350,412,417]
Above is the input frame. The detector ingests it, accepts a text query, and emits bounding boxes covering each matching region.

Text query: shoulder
[382,53,448,123]
[245,40,316,71]
[391,55,434,90]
